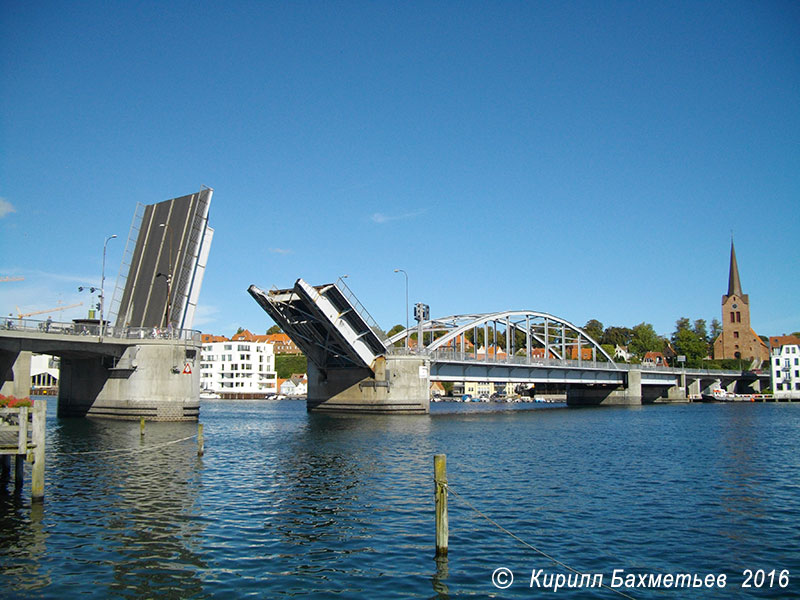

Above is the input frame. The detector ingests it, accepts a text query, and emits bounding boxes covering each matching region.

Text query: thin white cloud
[191,304,220,328]
[371,208,427,224]
[21,269,101,285]
[0,198,16,218]
[269,248,292,255]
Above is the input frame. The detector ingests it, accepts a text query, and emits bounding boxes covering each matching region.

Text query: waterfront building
[265,332,302,355]
[200,337,278,398]
[568,347,594,361]
[769,335,800,400]
[614,345,630,362]
[476,345,508,360]
[430,381,446,397]
[531,348,558,360]
[30,353,59,394]
[642,351,669,367]
[279,374,308,396]
[712,241,769,363]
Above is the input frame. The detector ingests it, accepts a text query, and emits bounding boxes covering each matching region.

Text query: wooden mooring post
[434,454,449,557]
[0,399,45,501]
[31,400,46,500]
[197,423,204,456]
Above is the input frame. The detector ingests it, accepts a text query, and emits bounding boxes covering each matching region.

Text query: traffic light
[414,302,430,322]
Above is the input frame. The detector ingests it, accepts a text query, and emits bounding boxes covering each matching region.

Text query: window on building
[730,312,735,323]
[733,332,739,339]
[224,344,232,351]
[736,312,741,323]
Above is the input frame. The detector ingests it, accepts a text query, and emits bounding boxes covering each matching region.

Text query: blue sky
[2,1,798,339]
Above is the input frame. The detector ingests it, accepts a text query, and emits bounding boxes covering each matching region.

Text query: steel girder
[387,310,617,367]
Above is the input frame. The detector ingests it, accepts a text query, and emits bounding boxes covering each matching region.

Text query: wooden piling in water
[434,454,448,557]
[1,455,10,482]
[15,455,24,489]
[140,417,145,437]
[31,400,46,501]
[197,423,204,456]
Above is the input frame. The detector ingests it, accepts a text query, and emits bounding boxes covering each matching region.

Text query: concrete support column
[566,369,643,406]
[307,355,430,414]
[58,342,200,420]
[0,350,32,398]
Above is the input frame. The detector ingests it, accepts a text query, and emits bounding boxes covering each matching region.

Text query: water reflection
[2,413,208,598]
[431,556,450,599]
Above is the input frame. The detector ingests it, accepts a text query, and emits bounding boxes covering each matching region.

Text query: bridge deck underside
[431,360,627,385]
[248,280,387,371]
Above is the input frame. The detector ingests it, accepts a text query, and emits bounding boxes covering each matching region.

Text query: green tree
[671,317,708,367]
[693,319,708,342]
[266,324,282,334]
[601,326,633,348]
[583,319,604,343]
[275,354,308,379]
[387,324,406,347]
[710,318,722,341]
[628,323,663,358]
[600,344,617,361]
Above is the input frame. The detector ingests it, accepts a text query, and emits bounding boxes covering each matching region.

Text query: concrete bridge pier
[566,370,689,406]
[306,355,430,414]
[0,349,32,399]
[58,343,200,421]
[566,370,643,406]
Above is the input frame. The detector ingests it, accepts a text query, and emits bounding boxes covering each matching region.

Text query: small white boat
[701,388,735,402]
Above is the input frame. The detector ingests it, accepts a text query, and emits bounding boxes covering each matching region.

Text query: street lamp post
[394,269,409,349]
[100,234,117,340]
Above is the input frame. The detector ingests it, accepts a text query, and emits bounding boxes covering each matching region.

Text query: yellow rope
[446,483,638,600]
[61,434,198,456]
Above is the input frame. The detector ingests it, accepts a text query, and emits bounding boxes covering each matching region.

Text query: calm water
[1,399,799,599]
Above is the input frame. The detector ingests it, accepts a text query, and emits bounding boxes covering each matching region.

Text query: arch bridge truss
[386,310,617,368]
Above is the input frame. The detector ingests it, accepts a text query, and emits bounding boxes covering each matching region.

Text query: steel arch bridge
[386,310,617,366]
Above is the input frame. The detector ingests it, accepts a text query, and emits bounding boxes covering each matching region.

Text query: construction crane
[15,302,83,319]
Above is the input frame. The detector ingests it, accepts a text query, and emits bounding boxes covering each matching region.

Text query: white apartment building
[770,336,800,400]
[200,340,278,397]
[31,353,59,393]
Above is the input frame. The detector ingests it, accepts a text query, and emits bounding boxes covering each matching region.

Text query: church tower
[712,241,768,363]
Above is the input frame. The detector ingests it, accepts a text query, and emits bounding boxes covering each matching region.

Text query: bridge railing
[407,347,619,370]
[334,277,389,343]
[387,347,747,377]
[1,317,201,343]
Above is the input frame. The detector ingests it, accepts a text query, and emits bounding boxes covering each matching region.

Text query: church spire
[727,239,743,298]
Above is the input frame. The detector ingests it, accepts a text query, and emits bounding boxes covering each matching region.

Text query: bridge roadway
[1,318,202,420]
[422,347,743,387]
